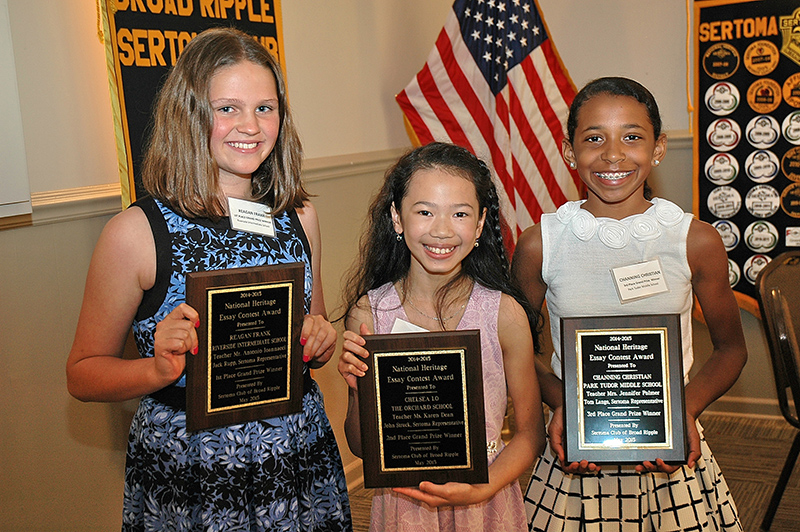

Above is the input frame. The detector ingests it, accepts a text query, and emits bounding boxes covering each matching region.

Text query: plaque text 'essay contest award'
[561,314,687,464]
[359,330,489,488]
[185,263,305,432]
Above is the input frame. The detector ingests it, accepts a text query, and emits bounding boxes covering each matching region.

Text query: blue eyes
[215,105,274,114]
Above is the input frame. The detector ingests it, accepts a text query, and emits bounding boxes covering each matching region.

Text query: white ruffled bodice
[554,197,686,248]
[540,198,696,379]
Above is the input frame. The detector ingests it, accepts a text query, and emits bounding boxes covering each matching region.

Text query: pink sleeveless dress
[366,282,527,531]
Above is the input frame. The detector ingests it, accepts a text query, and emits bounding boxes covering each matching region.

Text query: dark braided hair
[339,142,542,351]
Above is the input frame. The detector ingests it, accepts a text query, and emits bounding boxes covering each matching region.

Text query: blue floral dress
[123,197,351,532]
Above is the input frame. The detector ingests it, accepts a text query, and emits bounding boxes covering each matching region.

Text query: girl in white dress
[514,77,746,532]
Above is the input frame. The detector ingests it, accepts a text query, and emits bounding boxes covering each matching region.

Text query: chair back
[756,251,800,430]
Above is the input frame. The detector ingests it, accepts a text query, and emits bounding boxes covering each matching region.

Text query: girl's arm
[511,224,563,408]
[393,295,545,507]
[685,219,747,417]
[338,299,375,457]
[512,223,601,473]
[640,219,747,473]
[66,207,199,402]
[685,221,748,461]
[295,201,337,368]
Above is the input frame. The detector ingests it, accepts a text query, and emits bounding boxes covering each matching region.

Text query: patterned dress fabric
[123,197,351,532]
[367,282,527,531]
[523,198,741,532]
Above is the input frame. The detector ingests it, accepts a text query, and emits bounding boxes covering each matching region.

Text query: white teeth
[230,142,258,149]
[596,171,632,181]
[425,245,455,255]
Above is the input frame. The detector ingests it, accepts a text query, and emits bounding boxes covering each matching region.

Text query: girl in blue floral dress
[67,28,351,531]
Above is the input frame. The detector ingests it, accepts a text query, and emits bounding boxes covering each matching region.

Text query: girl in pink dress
[338,142,546,531]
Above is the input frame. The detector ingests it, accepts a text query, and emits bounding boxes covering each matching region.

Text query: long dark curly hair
[340,142,541,351]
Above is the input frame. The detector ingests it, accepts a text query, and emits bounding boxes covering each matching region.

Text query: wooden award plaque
[561,314,687,464]
[185,263,304,432]
[359,330,488,488]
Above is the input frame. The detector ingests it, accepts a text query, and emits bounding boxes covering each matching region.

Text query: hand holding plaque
[560,314,687,465]
[358,330,488,488]
[185,263,305,432]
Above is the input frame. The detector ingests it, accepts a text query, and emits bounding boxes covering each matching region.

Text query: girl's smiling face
[563,93,666,216]
[209,60,280,187]
[391,168,486,280]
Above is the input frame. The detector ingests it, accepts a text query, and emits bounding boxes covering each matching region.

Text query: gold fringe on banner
[96,0,116,43]
[97,0,132,207]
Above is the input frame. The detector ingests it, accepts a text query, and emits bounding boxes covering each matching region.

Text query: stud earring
[654,160,660,166]
[396,233,403,241]
[569,161,576,169]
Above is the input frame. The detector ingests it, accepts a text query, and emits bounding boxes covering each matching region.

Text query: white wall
[6,0,119,194]
[281,1,453,158]
[538,0,693,133]
[4,0,695,194]
[0,1,777,530]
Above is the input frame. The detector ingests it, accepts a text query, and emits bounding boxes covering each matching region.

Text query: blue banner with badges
[695,0,800,311]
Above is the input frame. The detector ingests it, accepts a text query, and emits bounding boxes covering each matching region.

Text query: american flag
[396,0,581,238]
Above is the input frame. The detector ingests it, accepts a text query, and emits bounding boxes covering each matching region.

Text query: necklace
[400,286,467,323]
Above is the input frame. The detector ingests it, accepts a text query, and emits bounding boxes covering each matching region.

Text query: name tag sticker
[390,318,428,333]
[611,259,669,303]
[228,197,275,237]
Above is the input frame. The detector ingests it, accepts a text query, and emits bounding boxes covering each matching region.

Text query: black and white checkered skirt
[523,422,742,532]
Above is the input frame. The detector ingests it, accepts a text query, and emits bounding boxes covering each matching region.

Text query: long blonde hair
[141,27,307,219]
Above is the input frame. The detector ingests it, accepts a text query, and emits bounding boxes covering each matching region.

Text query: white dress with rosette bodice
[523,198,743,532]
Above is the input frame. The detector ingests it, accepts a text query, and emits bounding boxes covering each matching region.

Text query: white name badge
[391,318,428,333]
[228,197,275,238]
[611,259,669,303]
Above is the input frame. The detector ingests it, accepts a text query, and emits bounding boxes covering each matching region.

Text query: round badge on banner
[705,82,740,116]
[744,150,780,183]
[745,185,780,218]
[783,73,800,108]
[707,119,741,152]
[713,220,741,251]
[781,147,800,181]
[703,43,740,79]
[743,254,771,285]
[746,115,780,148]
[781,182,800,218]
[744,220,779,252]
[707,186,742,219]
[747,79,782,114]
[744,40,780,76]
[783,111,800,145]
[705,153,740,185]
[728,259,741,288]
